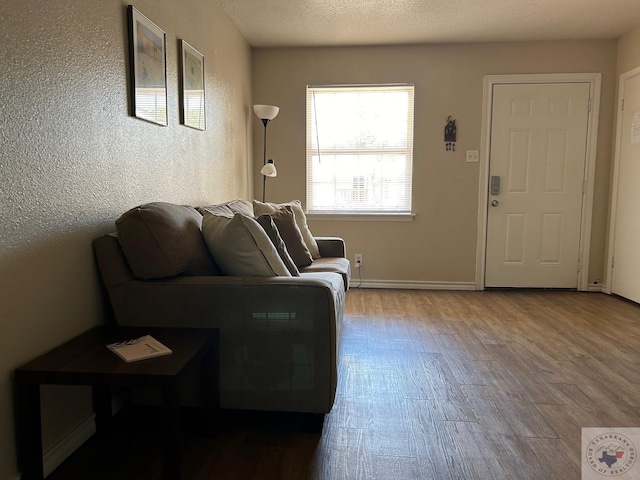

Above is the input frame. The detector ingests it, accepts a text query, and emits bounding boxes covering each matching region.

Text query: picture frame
[180,40,206,130]
[128,6,168,126]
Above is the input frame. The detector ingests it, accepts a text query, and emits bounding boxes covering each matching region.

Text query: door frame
[605,66,640,295]
[475,73,602,291]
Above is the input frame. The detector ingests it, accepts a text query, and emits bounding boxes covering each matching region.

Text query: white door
[485,83,590,288]
[611,72,640,303]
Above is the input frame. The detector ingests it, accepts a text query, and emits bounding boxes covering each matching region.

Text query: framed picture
[128,6,167,126]
[180,40,206,130]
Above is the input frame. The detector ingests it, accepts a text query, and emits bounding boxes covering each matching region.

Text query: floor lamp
[253,104,279,202]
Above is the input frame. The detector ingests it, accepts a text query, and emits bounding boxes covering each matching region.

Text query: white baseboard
[348,278,608,292]
[586,283,607,292]
[40,393,125,478]
[350,278,477,290]
[41,414,96,478]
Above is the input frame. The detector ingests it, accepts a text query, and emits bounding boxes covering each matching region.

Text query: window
[306,84,414,214]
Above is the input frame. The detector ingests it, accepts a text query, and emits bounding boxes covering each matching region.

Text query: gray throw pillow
[201,212,291,277]
[256,214,300,276]
[263,205,313,268]
[253,199,320,258]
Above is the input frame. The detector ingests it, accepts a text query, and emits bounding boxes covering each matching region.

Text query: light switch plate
[466,150,479,163]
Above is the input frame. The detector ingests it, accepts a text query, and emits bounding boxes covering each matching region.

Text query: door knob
[491,199,500,207]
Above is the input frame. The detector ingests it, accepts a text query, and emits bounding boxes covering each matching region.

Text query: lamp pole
[253,105,279,202]
[262,118,269,202]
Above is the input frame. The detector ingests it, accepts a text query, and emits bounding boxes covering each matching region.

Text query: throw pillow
[266,206,313,268]
[256,214,300,276]
[116,202,220,280]
[253,199,320,258]
[201,212,291,277]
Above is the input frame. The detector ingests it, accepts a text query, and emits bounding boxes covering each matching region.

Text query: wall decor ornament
[444,116,457,151]
[128,6,168,126]
[180,40,206,130]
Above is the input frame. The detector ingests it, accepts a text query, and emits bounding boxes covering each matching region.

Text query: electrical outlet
[466,150,479,163]
[354,253,363,268]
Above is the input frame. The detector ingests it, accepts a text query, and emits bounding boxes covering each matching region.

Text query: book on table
[107,335,173,362]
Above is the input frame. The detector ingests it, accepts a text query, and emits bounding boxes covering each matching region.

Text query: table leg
[92,385,112,434]
[202,331,220,435]
[162,386,181,480]
[15,379,44,480]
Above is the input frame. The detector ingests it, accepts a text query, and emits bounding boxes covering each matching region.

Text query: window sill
[306,213,416,222]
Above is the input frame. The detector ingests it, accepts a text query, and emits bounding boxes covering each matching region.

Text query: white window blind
[306,84,414,214]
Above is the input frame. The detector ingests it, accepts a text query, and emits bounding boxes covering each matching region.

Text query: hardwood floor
[49,290,640,479]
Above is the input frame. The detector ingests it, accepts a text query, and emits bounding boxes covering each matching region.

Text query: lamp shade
[260,159,277,177]
[253,104,279,121]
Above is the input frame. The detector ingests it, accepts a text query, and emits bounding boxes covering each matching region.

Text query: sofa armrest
[315,237,346,258]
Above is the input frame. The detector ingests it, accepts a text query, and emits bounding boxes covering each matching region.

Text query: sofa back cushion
[198,204,234,217]
[116,202,220,280]
[202,212,291,277]
[198,200,253,217]
[226,199,254,217]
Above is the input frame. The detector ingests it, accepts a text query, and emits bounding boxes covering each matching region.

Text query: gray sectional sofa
[93,200,349,414]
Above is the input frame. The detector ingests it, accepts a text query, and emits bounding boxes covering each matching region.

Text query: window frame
[305,84,415,216]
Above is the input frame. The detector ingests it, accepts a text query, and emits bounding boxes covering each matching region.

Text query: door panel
[485,83,590,288]
[612,73,640,303]
[507,130,530,192]
[504,213,526,263]
[545,130,569,192]
[540,213,562,264]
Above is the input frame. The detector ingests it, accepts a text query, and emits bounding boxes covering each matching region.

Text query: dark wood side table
[14,326,218,480]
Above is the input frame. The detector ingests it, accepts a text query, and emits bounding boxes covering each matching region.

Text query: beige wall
[0,1,251,478]
[253,40,617,286]
[618,25,640,75]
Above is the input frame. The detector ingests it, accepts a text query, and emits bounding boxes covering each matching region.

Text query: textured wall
[253,40,617,286]
[0,1,251,478]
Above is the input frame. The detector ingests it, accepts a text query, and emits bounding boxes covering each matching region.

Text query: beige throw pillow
[253,199,320,258]
[202,212,290,277]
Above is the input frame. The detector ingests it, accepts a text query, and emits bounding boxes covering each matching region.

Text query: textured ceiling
[216,0,640,47]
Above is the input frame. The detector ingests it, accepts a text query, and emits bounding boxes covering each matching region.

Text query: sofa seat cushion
[299,257,351,291]
[116,202,220,280]
[299,271,345,302]
[202,212,291,277]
